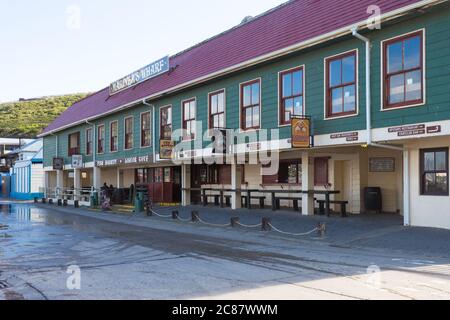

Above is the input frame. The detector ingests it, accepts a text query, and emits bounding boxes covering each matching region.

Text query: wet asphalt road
[1,202,450,300]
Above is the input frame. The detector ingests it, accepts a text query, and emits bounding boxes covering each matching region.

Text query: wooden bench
[273,196,303,211]
[317,200,348,217]
[241,196,266,209]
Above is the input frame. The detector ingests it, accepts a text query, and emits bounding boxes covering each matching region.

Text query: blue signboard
[109,56,170,95]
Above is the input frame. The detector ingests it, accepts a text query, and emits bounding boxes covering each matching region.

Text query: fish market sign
[109,56,170,95]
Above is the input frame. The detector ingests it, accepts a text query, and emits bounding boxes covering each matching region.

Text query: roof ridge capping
[171,0,297,59]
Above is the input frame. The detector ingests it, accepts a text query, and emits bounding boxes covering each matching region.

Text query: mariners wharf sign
[109,56,170,95]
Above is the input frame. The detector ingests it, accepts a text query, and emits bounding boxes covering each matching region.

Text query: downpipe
[352,27,410,226]
[142,100,157,164]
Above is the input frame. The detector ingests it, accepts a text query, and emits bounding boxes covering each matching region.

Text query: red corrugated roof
[42,0,426,135]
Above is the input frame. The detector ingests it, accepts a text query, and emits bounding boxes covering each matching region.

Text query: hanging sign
[72,155,83,169]
[109,56,170,95]
[53,158,64,170]
[160,140,175,160]
[291,116,312,149]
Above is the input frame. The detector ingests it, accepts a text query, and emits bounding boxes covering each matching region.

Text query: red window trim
[240,79,261,131]
[182,98,196,141]
[160,105,172,140]
[383,30,424,110]
[208,89,226,130]
[68,132,80,156]
[325,50,358,118]
[97,125,105,154]
[110,121,118,152]
[140,112,151,148]
[124,116,134,150]
[279,66,304,125]
[85,128,93,156]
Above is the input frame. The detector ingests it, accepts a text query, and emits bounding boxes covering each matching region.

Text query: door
[191,165,206,204]
[334,160,352,212]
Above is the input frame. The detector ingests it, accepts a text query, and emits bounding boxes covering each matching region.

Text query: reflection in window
[384,31,423,108]
[421,148,448,196]
[326,51,357,117]
[241,80,260,130]
[280,67,304,125]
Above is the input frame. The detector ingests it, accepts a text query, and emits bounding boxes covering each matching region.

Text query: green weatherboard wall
[43,9,450,168]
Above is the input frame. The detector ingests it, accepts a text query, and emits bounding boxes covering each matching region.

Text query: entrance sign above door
[109,56,170,95]
[291,116,312,149]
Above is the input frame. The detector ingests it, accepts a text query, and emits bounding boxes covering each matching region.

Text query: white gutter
[142,100,157,163]
[38,0,443,138]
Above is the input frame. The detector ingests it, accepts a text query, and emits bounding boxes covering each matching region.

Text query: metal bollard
[318,222,326,237]
[191,211,199,222]
[262,218,272,231]
[57,199,62,206]
[42,198,47,204]
[48,199,54,205]
[172,211,179,220]
[63,199,68,207]
[231,217,240,228]
[146,205,152,217]
[74,200,79,208]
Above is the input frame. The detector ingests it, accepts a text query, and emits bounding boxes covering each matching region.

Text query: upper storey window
[383,30,424,109]
[325,50,358,118]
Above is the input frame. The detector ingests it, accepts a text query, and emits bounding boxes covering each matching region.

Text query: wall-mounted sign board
[109,56,170,95]
[291,117,312,149]
[369,157,396,172]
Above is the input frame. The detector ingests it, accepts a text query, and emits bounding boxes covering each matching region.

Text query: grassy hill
[0,93,89,138]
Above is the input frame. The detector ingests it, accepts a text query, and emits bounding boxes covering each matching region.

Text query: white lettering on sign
[109,56,170,95]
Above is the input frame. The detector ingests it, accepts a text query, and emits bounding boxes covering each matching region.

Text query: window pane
[288,164,298,184]
[424,152,435,171]
[217,93,224,113]
[252,83,260,104]
[243,85,251,106]
[184,104,189,120]
[293,70,303,96]
[436,152,447,171]
[213,116,219,129]
[284,98,294,116]
[293,96,303,116]
[343,85,356,112]
[404,36,421,70]
[342,55,355,84]
[388,41,403,73]
[211,95,218,114]
[389,74,405,104]
[282,73,292,98]
[245,108,252,128]
[405,70,422,102]
[190,101,196,119]
[219,114,224,129]
[329,59,342,87]
[436,173,448,193]
[331,87,343,114]
[252,106,259,127]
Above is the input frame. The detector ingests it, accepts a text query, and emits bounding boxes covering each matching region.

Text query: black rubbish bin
[364,187,382,213]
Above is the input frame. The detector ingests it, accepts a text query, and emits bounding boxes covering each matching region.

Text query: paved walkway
[30,202,450,259]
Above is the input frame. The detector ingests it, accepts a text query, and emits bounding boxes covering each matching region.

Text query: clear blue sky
[0,0,286,103]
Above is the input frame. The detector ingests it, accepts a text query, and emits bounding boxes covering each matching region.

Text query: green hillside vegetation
[0,93,89,138]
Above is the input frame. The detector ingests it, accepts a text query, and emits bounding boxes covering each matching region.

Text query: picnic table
[182,187,340,215]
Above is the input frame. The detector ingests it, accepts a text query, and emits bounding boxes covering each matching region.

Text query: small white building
[9,139,45,200]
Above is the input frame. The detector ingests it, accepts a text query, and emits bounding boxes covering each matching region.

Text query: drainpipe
[352,27,372,146]
[352,27,410,226]
[142,100,157,163]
